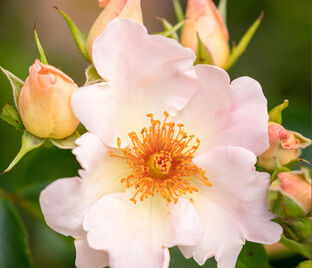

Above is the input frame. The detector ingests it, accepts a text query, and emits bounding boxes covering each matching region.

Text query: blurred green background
[0,0,310,267]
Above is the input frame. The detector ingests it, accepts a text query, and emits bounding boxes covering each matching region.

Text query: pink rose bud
[18,60,79,139]
[181,0,230,68]
[267,168,312,218]
[87,0,143,58]
[258,122,311,172]
[278,171,311,213]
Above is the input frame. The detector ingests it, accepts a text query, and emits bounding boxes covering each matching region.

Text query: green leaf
[218,0,228,26]
[84,65,103,86]
[169,246,217,267]
[280,234,311,259]
[269,100,289,124]
[0,198,33,268]
[34,26,48,64]
[298,260,312,268]
[158,18,179,41]
[195,33,214,65]
[50,130,81,149]
[2,131,45,174]
[155,21,185,38]
[225,12,263,70]
[173,0,185,24]
[0,103,24,130]
[236,242,269,268]
[54,7,90,62]
[0,66,24,109]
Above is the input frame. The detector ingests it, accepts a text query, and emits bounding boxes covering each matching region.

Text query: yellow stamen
[111,111,211,204]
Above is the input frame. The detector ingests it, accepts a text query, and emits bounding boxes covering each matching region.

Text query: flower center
[147,151,172,177]
[111,112,211,204]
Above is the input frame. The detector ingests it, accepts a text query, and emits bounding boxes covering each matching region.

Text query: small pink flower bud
[278,172,311,213]
[258,122,311,172]
[87,0,143,58]
[181,0,230,68]
[18,60,79,139]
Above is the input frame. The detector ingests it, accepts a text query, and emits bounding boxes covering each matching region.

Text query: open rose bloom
[40,19,282,268]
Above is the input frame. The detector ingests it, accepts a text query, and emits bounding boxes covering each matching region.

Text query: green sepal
[280,234,311,259]
[84,65,103,86]
[0,103,24,130]
[173,0,184,24]
[269,100,289,125]
[218,0,228,26]
[271,160,291,181]
[155,21,185,38]
[2,131,45,174]
[194,33,214,65]
[50,130,81,150]
[34,26,48,64]
[298,260,312,268]
[158,18,179,41]
[0,198,33,268]
[54,7,90,62]
[0,66,24,109]
[225,12,263,70]
[281,217,312,243]
[266,182,307,218]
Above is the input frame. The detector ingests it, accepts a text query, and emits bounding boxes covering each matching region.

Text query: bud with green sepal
[267,167,312,218]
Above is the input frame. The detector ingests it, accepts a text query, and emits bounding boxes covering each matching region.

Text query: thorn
[33,22,37,31]
[53,6,59,11]
[259,11,264,21]
[0,170,6,176]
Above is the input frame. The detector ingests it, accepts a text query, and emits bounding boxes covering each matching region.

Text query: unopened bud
[258,122,311,172]
[18,60,79,139]
[87,0,143,58]
[267,168,312,218]
[181,0,230,68]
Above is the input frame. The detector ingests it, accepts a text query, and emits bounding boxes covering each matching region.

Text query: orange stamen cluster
[111,112,211,204]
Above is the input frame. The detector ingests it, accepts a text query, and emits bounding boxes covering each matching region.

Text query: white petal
[39,177,84,236]
[180,146,282,267]
[75,232,108,268]
[72,19,197,148]
[83,193,204,268]
[175,64,269,156]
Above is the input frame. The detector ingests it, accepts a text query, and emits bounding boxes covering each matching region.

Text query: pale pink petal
[39,177,84,237]
[72,19,197,147]
[73,132,131,202]
[180,146,282,266]
[175,64,269,156]
[83,193,204,268]
[75,232,108,268]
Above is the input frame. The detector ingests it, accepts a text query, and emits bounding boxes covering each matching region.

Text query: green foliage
[281,217,312,243]
[297,260,312,268]
[34,27,48,65]
[173,0,184,24]
[2,131,45,174]
[236,242,269,268]
[156,21,185,38]
[194,34,214,65]
[158,18,179,41]
[280,235,311,259]
[0,103,23,130]
[0,66,24,109]
[225,12,263,70]
[269,100,289,124]
[55,7,90,62]
[0,198,33,268]
[218,0,228,26]
[50,131,81,149]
